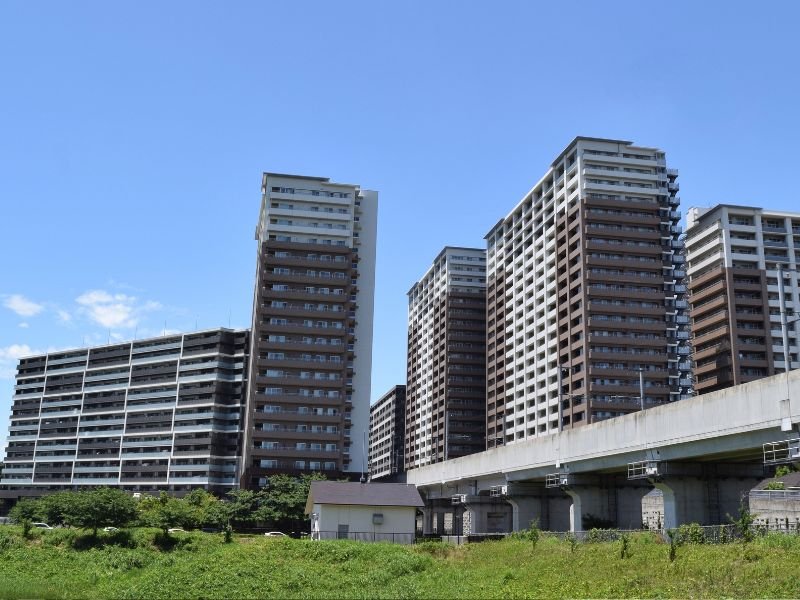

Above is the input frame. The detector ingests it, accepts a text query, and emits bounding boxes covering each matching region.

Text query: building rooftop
[305,481,424,513]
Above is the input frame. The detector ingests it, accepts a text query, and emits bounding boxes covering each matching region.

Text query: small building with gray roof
[305,481,423,543]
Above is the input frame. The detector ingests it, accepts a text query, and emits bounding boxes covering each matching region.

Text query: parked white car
[33,522,54,530]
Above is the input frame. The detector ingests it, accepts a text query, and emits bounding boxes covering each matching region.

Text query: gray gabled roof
[305,481,424,513]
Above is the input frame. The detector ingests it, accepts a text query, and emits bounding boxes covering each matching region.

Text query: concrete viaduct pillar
[420,507,435,535]
[504,482,573,532]
[645,462,765,529]
[554,475,652,532]
[460,497,513,534]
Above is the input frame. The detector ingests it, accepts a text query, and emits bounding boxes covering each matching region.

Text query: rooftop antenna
[134,325,138,341]
[228,307,232,328]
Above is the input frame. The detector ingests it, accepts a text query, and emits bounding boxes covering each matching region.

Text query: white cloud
[0,344,37,379]
[3,294,44,317]
[18,322,29,329]
[76,289,162,329]
[0,344,35,361]
[57,309,73,323]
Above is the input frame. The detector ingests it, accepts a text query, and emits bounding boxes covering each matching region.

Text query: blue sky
[1,1,799,456]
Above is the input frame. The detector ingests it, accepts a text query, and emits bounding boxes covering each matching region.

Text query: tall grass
[0,527,798,598]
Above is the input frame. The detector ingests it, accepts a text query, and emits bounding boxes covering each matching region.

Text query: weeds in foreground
[1,527,800,599]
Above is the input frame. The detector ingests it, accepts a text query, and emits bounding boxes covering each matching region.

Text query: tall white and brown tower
[485,137,689,448]
[405,247,487,469]
[241,173,377,486]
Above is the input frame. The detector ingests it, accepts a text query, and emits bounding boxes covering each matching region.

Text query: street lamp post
[558,366,570,432]
[638,369,645,411]
[628,368,646,412]
[778,263,791,369]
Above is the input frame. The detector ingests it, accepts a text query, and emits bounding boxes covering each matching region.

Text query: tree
[256,473,326,533]
[9,498,41,537]
[183,488,220,529]
[728,501,757,543]
[39,491,81,527]
[203,500,235,542]
[141,493,195,535]
[225,489,260,529]
[70,488,137,536]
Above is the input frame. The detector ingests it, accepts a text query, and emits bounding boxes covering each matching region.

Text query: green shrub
[565,532,578,553]
[765,481,786,490]
[587,528,619,543]
[413,540,455,558]
[719,524,731,544]
[666,529,678,561]
[0,528,22,552]
[619,533,630,559]
[97,547,156,572]
[728,502,756,543]
[42,528,79,547]
[674,522,705,545]
[510,520,540,549]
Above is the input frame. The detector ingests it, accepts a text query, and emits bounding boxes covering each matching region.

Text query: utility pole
[558,366,568,432]
[778,263,791,370]
[638,369,645,412]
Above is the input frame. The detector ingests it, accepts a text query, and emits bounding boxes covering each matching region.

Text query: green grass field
[1,526,798,599]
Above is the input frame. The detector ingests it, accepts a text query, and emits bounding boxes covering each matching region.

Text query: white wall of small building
[311,503,417,539]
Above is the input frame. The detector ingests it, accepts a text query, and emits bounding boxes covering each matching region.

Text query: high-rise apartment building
[405,247,486,469]
[368,385,406,480]
[242,173,377,486]
[485,137,690,448]
[0,329,248,498]
[686,204,800,394]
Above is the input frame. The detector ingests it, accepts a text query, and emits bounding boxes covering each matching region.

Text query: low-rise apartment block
[368,385,406,480]
[1,328,248,499]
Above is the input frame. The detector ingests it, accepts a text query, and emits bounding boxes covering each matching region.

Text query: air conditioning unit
[559,476,570,487]
[645,466,659,477]
[451,494,467,505]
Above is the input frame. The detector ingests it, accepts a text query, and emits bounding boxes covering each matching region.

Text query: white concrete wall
[751,492,800,529]
[312,503,416,541]
[349,189,378,475]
